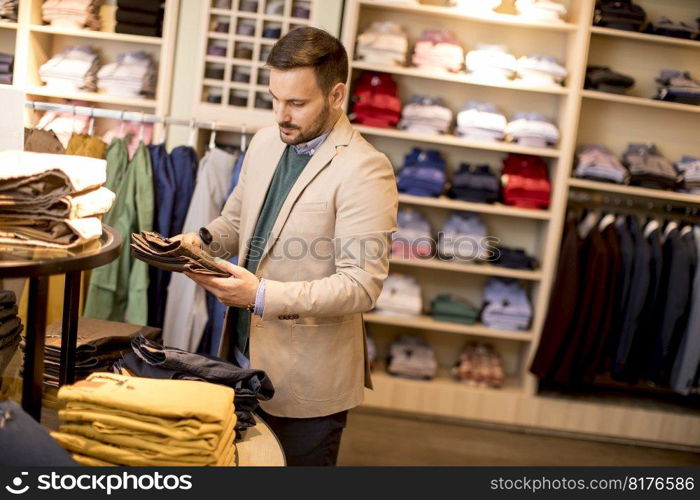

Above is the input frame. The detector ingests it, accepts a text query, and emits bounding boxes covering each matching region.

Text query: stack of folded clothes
[493,246,538,270]
[585,65,635,94]
[113,335,274,436]
[622,143,680,190]
[0,52,12,85]
[505,112,560,148]
[39,46,100,92]
[0,291,21,377]
[437,212,489,262]
[676,156,700,194]
[391,208,433,259]
[448,163,500,203]
[655,70,700,105]
[42,0,102,30]
[0,151,114,249]
[97,51,157,98]
[115,0,164,38]
[431,294,478,325]
[51,373,237,466]
[455,102,507,142]
[574,144,630,184]
[593,0,646,31]
[516,55,567,87]
[0,0,17,21]
[514,0,567,22]
[465,44,516,83]
[451,343,504,388]
[375,274,422,316]
[131,231,229,277]
[396,148,446,197]
[355,21,408,66]
[500,153,551,209]
[387,336,437,380]
[449,0,500,12]
[481,278,532,331]
[350,71,402,128]
[398,95,453,135]
[645,18,699,40]
[411,30,463,73]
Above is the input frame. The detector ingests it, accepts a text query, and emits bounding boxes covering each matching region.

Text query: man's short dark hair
[267,27,349,95]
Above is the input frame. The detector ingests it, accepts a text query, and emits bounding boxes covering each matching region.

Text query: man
[176,27,398,466]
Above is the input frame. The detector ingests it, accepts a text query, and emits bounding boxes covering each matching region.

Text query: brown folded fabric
[24,128,65,154]
[0,170,73,206]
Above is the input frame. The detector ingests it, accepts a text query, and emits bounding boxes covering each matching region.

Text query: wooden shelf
[364,312,533,342]
[354,125,560,158]
[568,178,700,205]
[359,0,576,32]
[397,193,551,220]
[0,20,17,30]
[29,25,163,45]
[590,26,700,49]
[369,369,522,397]
[351,61,569,95]
[24,86,157,108]
[390,257,542,281]
[581,89,700,114]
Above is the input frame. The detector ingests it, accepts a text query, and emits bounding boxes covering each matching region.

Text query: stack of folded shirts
[574,144,630,184]
[676,156,700,194]
[585,65,635,94]
[593,0,646,31]
[655,70,700,105]
[411,30,463,73]
[0,0,17,21]
[623,143,680,190]
[0,151,113,249]
[448,163,500,203]
[514,0,567,22]
[42,0,102,30]
[116,0,164,38]
[51,373,237,466]
[398,95,453,135]
[501,153,551,209]
[505,112,559,148]
[0,291,22,377]
[397,148,446,197]
[391,208,433,259]
[97,51,156,98]
[431,294,478,325]
[355,21,408,66]
[113,335,274,436]
[451,343,504,388]
[437,212,489,262]
[465,44,516,82]
[516,55,567,87]
[351,71,402,128]
[39,46,99,92]
[387,336,437,380]
[481,278,532,331]
[131,231,229,277]
[493,246,538,270]
[645,18,699,40]
[0,52,12,85]
[455,102,507,142]
[375,274,422,316]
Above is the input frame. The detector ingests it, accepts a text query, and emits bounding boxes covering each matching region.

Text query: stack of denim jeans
[481,278,532,331]
[437,212,489,262]
[398,95,453,135]
[387,336,438,380]
[0,291,21,378]
[451,343,504,388]
[396,148,446,197]
[391,208,433,259]
[375,274,423,316]
[0,52,12,85]
[655,70,700,106]
[39,46,100,92]
[355,21,408,66]
[574,144,630,184]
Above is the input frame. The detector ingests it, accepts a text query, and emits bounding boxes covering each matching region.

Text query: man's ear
[329,82,347,110]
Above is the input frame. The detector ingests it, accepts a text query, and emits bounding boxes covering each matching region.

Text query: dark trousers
[257,408,348,466]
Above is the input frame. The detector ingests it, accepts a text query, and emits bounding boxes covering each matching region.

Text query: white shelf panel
[24,86,157,108]
[389,257,542,281]
[351,61,569,96]
[0,20,17,30]
[590,26,700,50]
[398,193,551,220]
[364,312,534,342]
[568,178,700,205]
[581,89,700,114]
[29,25,163,45]
[354,125,561,158]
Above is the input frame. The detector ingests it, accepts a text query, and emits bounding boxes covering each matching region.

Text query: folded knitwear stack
[0,291,22,378]
[456,101,507,142]
[131,231,229,277]
[375,274,422,316]
[481,278,532,331]
[355,21,408,66]
[622,143,679,190]
[448,163,500,204]
[465,44,516,82]
[97,51,157,98]
[585,66,635,94]
[42,0,102,30]
[437,212,489,262]
[396,148,446,197]
[51,373,237,466]
[399,95,453,135]
[431,294,478,325]
[505,112,560,148]
[501,153,551,209]
[516,55,567,87]
[116,0,164,37]
[392,208,433,259]
[0,151,114,249]
[387,336,438,380]
[574,144,630,184]
[655,70,700,106]
[493,246,538,270]
[676,156,700,194]
[451,343,504,388]
[645,18,699,40]
[351,71,402,128]
[0,52,12,85]
[593,0,646,31]
[412,30,464,73]
[39,46,100,92]
[514,0,567,22]
[0,0,17,21]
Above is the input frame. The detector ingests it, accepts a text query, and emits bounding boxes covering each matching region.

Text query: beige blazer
[204,114,398,418]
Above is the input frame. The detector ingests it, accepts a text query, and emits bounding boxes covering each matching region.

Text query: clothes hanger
[88,107,95,137]
[578,209,600,238]
[598,195,615,231]
[208,120,218,151]
[187,118,196,148]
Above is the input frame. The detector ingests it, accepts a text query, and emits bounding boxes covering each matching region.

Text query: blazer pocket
[295,201,328,213]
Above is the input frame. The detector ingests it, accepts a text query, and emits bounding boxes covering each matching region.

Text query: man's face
[269,67,332,145]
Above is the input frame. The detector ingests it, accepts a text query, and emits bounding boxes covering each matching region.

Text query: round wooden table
[236,414,286,466]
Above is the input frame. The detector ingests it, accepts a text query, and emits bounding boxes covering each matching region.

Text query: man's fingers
[212,257,241,276]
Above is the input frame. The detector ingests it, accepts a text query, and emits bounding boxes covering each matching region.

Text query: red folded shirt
[501,154,551,209]
[351,71,402,128]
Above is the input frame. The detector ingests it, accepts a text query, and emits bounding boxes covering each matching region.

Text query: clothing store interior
[0,0,699,468]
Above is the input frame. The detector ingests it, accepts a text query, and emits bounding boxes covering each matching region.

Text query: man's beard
[278,103,331,145]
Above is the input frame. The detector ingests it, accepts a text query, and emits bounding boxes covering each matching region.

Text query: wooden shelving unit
[568,178,700,205]
[581,89,700,114]
[397,193,551,220]
[590,25,700,49]
[389,257,543,281]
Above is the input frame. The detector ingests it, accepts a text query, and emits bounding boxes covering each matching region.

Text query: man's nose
[275,103,290,123]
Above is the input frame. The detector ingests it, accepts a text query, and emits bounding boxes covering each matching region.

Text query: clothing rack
[568,188,700,222]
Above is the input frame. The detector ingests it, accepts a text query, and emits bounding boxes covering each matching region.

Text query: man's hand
[184,258,260,309]
[171,232,202,248]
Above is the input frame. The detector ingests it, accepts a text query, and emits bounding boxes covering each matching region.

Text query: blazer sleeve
[261,148,398,319]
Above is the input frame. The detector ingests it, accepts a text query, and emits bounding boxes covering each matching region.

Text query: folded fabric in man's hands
[130,231,229,277]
